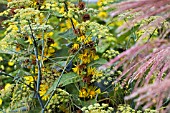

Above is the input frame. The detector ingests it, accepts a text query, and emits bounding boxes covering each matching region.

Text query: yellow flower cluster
[79,86,101,99]
[24,76,49,100]
[39,83,49,100]
[78,49,99,64]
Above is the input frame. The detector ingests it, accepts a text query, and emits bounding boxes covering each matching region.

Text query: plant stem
[27,20,44,109]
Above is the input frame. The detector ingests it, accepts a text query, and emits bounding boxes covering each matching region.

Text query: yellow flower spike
[115,20,124,26]
[42,95,49,101]
[8,61,15,66]
[89,51,99,60]
[4,83,12,91]
[44,32,54,39]
[59,23,65,27]
[72,18,78,26]
[89,90,96,99]
[0,98,2,106]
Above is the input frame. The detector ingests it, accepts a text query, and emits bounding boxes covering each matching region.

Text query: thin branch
[64,1,76,32]
[0,71,35,91]
[27,20,44,109]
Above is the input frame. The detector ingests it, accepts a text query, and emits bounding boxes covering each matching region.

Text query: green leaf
[117,25,140,43]
[58,28,76,40]
[10,69,31,77]
[88,58,107,67]
[96,44,110,53]
[81,99,97,107]
[46,72,81,95]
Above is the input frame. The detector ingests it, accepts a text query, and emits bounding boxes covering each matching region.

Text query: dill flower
[5,24,18,35]
[81,103,113,113]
